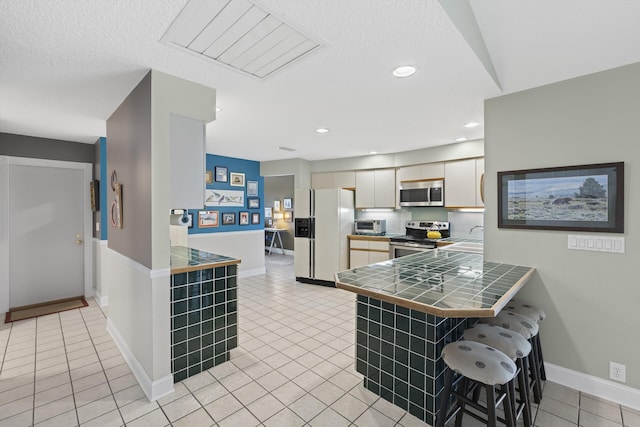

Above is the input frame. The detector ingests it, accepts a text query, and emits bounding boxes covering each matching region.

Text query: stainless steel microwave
[399,180,444,207]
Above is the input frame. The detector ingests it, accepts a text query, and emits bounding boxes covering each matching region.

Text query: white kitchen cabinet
[444,158,484,208]
[311,171,356,189]
[170,114,205,208]
[311,172,333,189]
[332,171,356,189]
[356,169,395,208]
[349,239,390,268]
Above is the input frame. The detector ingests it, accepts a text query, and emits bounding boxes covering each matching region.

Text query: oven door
[389,242,435,258]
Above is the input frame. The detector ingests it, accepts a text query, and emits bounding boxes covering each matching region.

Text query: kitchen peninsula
[170,246,241,383]
[335,250,535,425]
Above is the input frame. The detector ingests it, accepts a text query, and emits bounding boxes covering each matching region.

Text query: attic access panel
[161,0,323,79]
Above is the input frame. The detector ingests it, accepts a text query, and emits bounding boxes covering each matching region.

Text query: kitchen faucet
[469,225,484,233]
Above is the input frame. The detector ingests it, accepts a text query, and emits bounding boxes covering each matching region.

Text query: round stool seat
[480,311,539,339]
[464,324,531,360]
[442,341,517,386]
[504,299,546,323]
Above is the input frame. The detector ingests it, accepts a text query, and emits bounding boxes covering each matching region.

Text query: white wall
[188,230,266,277]
[93,239,108,307]
[485,62,640,393]
[102,246,172,401]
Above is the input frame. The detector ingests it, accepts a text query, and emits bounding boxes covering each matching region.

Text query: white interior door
[7,160,88,308]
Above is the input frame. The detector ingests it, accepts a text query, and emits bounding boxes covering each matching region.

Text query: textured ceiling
[1,0,640,161]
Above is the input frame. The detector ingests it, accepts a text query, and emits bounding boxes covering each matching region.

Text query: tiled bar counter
[170,246,241,383]
[335,250,535,425]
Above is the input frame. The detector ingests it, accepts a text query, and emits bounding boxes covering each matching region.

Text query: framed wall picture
[283,198,292,209]
[90,179,99,211]
[215,166,228,183]
[205,189,244,207]
[248,198,260,209]
[239,211,249,225]
[251,213,260,224]
[498,162,624,233]
[265,207,273,218]
[230,172,245,187]
[198,210,219,228]
[247,181,258,196]
[284,211,293,222]
[205,170,213,184]
[222,212,236,225]
[273,200,281,212]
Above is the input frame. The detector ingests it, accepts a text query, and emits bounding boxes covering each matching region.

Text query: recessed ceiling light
[392,65,417,78]
[369,151,378,155]
[464,122,480,128]
[315,128,329,134]
[455,137,468,142]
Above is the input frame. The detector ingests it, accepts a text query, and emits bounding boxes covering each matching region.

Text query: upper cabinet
[170,114,205,208]
[444,158,484,208]
[311,171,356,189]
[356,169,396,208]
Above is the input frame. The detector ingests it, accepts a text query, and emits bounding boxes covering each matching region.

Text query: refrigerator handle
[310,188,315,217]
[310,239,315,278]
[310,217,315,239]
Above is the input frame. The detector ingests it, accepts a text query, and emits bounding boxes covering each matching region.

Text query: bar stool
[437,341,517,427]
[464,324,533,427]
[504,299,547,381]
[480,311,543,404]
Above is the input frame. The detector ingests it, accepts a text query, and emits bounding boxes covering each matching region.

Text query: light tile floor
[1,253,638,426]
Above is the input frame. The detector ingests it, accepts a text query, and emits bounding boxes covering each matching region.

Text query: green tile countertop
[335,250,535,318]
[170,246,240,274]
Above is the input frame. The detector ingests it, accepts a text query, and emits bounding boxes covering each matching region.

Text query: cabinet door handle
[480,173,485,204]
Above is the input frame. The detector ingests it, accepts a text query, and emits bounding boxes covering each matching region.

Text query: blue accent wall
[99,137,108,240]
[188,154,264,234]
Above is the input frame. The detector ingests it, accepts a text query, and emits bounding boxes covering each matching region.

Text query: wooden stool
[480,311,544,404]
[437,341,517,427]
[464,323,533,427]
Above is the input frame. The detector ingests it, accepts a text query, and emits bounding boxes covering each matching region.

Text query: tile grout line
[78,300,125,426]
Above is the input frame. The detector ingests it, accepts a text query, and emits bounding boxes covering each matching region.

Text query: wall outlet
[609,362,626,383]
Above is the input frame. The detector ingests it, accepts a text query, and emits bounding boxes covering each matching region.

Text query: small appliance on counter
[354,219,386,235]
[388,220,450,258]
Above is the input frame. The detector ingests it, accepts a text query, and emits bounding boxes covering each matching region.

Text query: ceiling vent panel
[162,0,323,79]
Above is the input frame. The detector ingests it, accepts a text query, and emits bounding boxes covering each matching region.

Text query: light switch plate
[568,234,624,253]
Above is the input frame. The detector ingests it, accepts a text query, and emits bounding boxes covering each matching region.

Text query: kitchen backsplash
[447,211,484,240]
[355,209,411,234]
[355,208,484,238]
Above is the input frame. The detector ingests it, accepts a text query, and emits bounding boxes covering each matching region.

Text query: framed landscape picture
[198,210,219,228]
[248,197,260,209]
[498,162,624,233]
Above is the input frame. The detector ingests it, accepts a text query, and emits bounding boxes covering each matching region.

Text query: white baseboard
[546,362,640,411]
[239,267,267,278]
[93,289,108,307]
[106,318,174,402]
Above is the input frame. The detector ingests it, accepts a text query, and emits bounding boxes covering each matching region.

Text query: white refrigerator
[294,188,354,285]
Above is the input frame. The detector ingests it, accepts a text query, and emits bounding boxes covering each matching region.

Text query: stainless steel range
[389,221,450,258]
